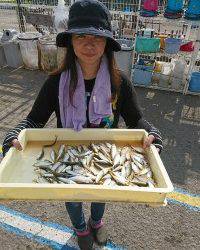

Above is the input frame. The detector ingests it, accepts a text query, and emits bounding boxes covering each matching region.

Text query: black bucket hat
[56,0,121,52]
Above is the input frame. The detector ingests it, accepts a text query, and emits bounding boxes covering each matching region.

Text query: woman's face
[72,34,106,65]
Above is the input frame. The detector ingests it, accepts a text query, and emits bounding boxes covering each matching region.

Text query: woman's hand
[143,135,160,153]
[12,139,22,151]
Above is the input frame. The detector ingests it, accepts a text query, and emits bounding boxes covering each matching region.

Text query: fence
[0,0,140,35]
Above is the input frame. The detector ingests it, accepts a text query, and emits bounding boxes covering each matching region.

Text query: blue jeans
[65,202,105,232]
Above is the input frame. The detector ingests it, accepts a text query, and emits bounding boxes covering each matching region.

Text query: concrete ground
[0,67,199,250]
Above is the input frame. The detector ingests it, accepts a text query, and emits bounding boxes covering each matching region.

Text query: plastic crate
[133,65,154,85]
[188,72,200,92]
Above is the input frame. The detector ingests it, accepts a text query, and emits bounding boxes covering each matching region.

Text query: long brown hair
[52,37,121,104]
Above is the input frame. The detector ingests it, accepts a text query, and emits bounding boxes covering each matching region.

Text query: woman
[2,0,163,249]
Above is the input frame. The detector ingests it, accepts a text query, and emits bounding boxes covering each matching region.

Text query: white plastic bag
[53,0,69,33]
[171,58,187,89]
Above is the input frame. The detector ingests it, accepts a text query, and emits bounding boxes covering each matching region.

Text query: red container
[180,41,194,52]
[143,0,158,11]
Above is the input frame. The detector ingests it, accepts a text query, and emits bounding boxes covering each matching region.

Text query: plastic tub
[135,37,160,53]
[164,38,182,54]
[143,0,158,11]
[0,33,6,67]
[186,0,200,15]
[0,44,7,67]
[3,40,23,68]
[1,29,23,69]
[166,0,184,12]
[18,32,42,70]
[133,65,154,85]
[188,72,200,92]
[0,128,174,204]
[180,41,194,52]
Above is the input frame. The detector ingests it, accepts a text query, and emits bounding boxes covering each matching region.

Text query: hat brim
[56,27,121,52]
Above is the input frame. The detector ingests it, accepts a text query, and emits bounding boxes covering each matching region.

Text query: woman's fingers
[12,139,22,151]
[143,135,155,149]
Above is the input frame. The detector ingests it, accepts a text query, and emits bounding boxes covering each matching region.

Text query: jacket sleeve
[136,118,163,152]
[2,75,59,156]
[119,75,163,152]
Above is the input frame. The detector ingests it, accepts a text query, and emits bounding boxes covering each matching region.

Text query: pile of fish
[33,142,156,188]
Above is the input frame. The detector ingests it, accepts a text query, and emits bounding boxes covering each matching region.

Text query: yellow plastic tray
[0,129,173,205]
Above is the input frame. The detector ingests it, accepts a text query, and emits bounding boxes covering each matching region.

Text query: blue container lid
[165,38,182,44]
[191,72,200,77]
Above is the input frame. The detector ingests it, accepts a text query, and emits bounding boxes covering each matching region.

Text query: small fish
[43,136,58,148]
[121,146,129,156]
[58,177,76,184]
[111,144,117,160]
[125,162,132,177]
[93,159,112,166]
[77,145,83,153]
[110,172,129,186]
[136,175,149,183]
[131,177,147,187]
[131,146,145,155]
[57,145,65,161]
[102,173,111,180]
[86,153,94,166]
[133,159,144,170]
[81,145,89,151]
[121,166,126,178]
[147,179,155,188]
[120,155,126,165]
[56,164,67,173]
[69,175,94,184]
[146,170,153,178]
[133,155,145,165]
[90,143,99,153]
[125,151,131,161]
[43,173,54,178]
[77,150,93,158]
[51,162,62,172]
[62,153,70,163]
[33,160,53,168]
[113,165,123,172]
[97,152,112,163]
[50,149,57,163]
[68,150,76,159]
[93,162,104,170]
[95,168,110,183]
[36,147,44,161]
[139,168,149,176]
[131,162,140,174]
[103,178,112,186]
[113,154,121,167]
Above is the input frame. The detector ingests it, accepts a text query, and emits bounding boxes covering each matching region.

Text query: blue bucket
[165,38,182,54]
[166,0,184,12]
[186,0,200,15]
[188,72,200,92]
[133,65,154,85]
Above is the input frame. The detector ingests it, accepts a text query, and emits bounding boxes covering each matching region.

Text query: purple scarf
[59,56,112,131]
